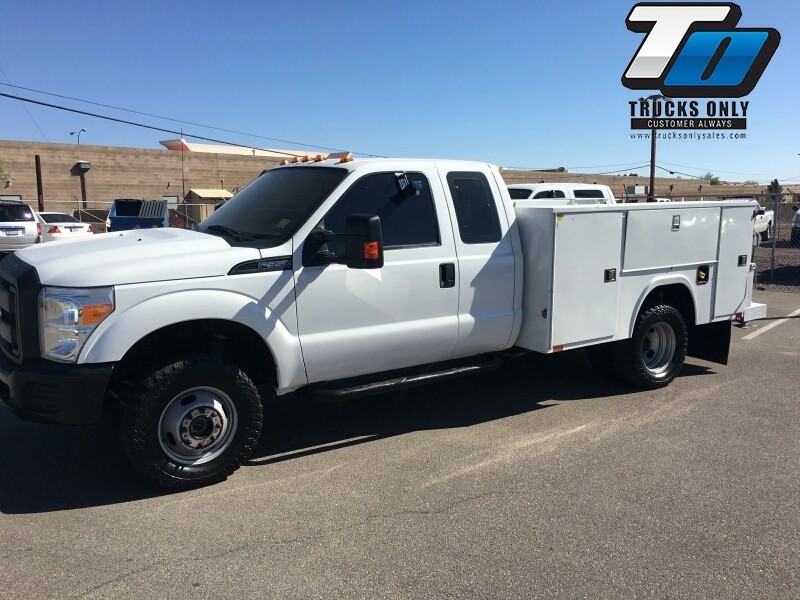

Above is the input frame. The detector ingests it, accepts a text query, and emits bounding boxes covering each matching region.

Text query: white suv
[0,201,40,256]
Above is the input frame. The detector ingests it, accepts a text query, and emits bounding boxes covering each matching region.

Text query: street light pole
[70,128,86,145]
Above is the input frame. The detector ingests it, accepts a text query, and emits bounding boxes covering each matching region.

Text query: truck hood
[17,228,265,287]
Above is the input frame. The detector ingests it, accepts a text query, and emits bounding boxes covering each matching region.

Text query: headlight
[39,287,115,362]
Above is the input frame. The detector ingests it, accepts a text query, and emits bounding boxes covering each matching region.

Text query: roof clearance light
[291,156,301,163]
[301,155,310,162]
[280,159,289,166]
[314,154,324,162]
[339,152,353,164]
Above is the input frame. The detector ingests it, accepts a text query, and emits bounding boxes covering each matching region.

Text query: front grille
[0,277,19,359]
[0,255,41,364]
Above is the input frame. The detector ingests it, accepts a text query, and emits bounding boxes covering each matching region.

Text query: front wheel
[612,304,687,389]
[121,355,263,489]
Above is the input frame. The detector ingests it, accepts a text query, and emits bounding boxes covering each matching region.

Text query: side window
[322,172,439,254]
[532,190,566,199]
[508,188,532,200]
[446,172,502,244]
[573,189,606,199]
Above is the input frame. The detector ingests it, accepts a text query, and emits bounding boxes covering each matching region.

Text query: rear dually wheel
[612,304,688,389]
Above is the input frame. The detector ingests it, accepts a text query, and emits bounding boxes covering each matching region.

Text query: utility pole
[640,94,668,202]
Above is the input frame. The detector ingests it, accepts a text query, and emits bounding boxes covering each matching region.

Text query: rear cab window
[508,188,532,200]
[532,190,566,199]
[40,213,79,223]
[446,172,502,244]
[573,189,607,199]
[0,205,34,222]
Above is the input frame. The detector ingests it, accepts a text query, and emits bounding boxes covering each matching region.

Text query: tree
[702,172,721,185]
[767,179,783,205]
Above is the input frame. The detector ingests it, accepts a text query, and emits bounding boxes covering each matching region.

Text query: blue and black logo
[622,3,780,98]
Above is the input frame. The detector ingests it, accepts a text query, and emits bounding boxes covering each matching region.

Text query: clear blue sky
[1,0,797,183]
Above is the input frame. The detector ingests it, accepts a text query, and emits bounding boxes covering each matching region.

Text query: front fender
[78,289,306,391]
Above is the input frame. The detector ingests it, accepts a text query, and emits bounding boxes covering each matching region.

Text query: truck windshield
[198,167,348,247]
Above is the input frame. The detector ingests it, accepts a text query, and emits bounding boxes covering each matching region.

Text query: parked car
[507,183,616,204]
[36,212,94,243]
[0,201,40,256]
[752,204,774,242]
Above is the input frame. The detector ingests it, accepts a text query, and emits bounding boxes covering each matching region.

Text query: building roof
[160,138,328,159]
[185,189,234,200]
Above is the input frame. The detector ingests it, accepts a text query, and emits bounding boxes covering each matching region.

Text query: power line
[504,161,647,171]
[658,160,797,178]
[592,165,651,175]
[0,82,385,157]
[0,91,332,157]
[0,67,49,142]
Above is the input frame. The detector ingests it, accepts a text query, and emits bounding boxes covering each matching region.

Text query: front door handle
[439,263,455,288]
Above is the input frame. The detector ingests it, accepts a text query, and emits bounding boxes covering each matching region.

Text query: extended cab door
[294,167,460,383]
[438,165,517,358]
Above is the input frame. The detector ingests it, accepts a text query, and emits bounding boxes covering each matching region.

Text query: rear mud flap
[687,321,731,365]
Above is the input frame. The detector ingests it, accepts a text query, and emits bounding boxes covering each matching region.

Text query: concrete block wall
[0,140,780,211]
[0,140,281,210]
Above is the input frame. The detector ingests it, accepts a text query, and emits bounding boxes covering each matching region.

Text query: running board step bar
[306,356,502,402]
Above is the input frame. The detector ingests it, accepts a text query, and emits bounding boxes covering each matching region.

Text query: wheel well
[641,284,696,326]
[112,320,277,388]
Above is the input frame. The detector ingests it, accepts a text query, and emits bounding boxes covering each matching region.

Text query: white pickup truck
[0,155,766,489]
[507,183,616,204]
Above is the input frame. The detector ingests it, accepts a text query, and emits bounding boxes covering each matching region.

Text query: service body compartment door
[714,206,753,318]
[551,211,623,347]
[623,207,720,271]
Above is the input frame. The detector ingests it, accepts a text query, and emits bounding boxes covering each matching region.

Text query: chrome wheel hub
[642,322,676,375]
[158,387,238,465]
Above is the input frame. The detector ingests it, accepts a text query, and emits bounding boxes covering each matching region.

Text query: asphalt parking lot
[1,291,798,599]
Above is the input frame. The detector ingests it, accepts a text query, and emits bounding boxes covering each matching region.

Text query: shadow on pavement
[0,350,638,514]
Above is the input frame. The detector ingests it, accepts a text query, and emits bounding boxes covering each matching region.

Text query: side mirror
[342,214,384,269]
[304,214,384,269]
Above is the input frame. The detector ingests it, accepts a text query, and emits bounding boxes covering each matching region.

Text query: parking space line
[742,308,800,340]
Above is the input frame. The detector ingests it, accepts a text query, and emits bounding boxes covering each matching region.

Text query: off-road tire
[121,355,262,489]
[612,304,687,390]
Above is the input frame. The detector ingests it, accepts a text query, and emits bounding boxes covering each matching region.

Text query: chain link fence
[39,199,214,234]
[38,193,800,290]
